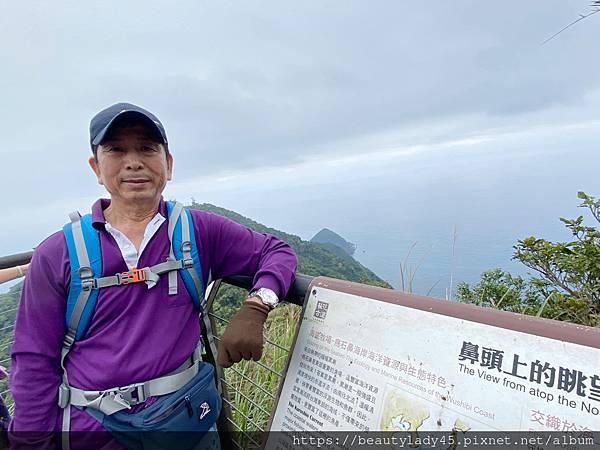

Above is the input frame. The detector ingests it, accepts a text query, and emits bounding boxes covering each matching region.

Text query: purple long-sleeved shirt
[9,198,297,446]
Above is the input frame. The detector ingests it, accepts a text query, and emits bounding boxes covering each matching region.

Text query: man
[9,103,297,448]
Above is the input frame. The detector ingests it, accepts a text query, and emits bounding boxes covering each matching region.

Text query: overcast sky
[1,1,599,288]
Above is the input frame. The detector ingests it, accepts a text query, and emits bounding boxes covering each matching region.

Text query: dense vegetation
[457,192,600,327]
[0,283,19,399]
[190,201,386,287]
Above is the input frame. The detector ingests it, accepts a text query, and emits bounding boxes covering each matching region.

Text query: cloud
[1,0,599,256]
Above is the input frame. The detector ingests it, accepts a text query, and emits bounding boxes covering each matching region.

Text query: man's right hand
[216,300,270,368]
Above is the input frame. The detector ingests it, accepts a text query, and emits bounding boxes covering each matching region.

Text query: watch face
[255,288,278,307]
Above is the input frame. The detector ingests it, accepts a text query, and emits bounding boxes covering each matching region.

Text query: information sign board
[268,277,600,436]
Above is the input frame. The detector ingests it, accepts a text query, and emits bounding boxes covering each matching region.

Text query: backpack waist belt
[58,345,203,415]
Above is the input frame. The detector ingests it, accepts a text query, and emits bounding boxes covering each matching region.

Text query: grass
[398,241,442,297]
[211,288,302,447]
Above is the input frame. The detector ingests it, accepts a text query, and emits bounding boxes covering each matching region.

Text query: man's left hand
[216,298,270,368]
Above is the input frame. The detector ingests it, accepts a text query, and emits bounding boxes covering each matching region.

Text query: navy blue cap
[89,102,168,148]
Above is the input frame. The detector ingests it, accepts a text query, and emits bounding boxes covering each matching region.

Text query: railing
[0,251,313,449]
[203,274,312,449]
[0,251,33,270]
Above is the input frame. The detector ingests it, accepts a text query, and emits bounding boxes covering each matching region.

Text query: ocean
[196,128,599,299]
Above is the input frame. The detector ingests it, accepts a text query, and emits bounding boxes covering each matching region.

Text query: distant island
[310,228,356,256]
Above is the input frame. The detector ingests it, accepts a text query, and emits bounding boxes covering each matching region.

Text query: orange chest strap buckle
[119,268,147,284]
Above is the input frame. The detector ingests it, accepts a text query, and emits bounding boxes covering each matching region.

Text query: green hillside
[310,227,356,256]
[190,201,389,288]
[0,283,19,400]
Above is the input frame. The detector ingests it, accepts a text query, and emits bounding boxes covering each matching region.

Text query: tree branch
[542,7,600,45]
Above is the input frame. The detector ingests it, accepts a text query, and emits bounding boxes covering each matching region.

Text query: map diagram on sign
[380,388,430,431]
[380,384,471,433]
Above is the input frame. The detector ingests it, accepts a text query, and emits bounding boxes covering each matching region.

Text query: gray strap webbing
[67,289,93,338]
[91,260,182,289]
[180,209,203,302]
[202,281,220,385]
[167,202,183,244]
[61,408,70,450]
[201,313,219,389]
[144,268,160,289]
[60,331,76,450]
[167,262,177,295]
[69,212,89,269]
[68,213,94,334]
[68,211,81,224]
[203,270,213,312]
[65,345,203,415]
[69,289,92,332]
[94,275,119,289]
[148,259,183,275]
[167,202,184,295]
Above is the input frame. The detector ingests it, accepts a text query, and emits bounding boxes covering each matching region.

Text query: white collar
[104,213,166,270]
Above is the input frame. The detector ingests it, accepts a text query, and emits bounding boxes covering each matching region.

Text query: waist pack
[85,361,221,450]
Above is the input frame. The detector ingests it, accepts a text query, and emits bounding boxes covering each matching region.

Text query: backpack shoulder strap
[62,211,103,341]
[60,211,104,444]
[166,201,204,309]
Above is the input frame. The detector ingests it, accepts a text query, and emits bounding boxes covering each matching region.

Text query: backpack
[62,200,204,341]
[57,201,219,450]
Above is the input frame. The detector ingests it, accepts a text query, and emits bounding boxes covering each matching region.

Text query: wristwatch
[248,287,279,309]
